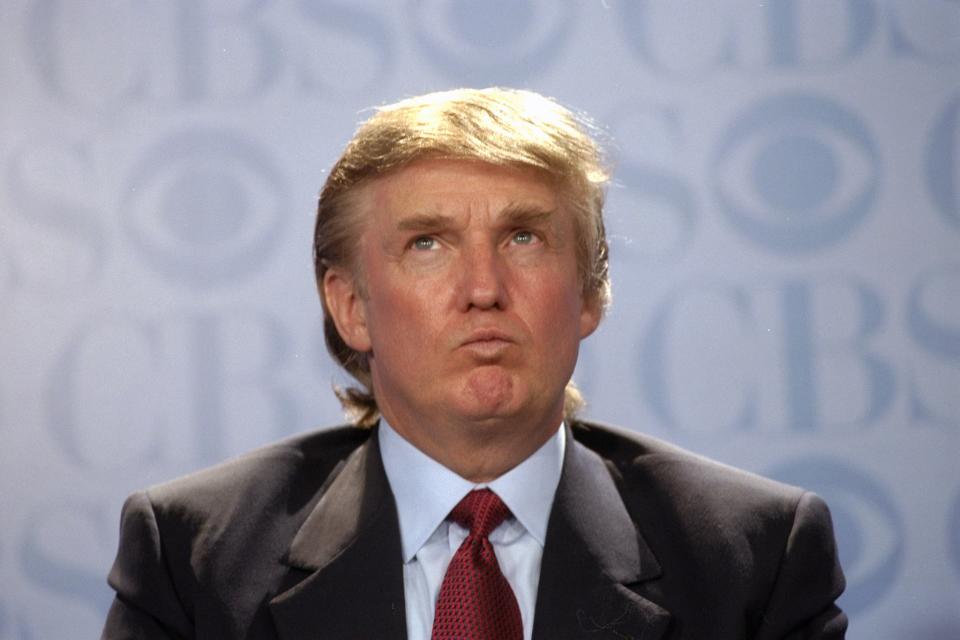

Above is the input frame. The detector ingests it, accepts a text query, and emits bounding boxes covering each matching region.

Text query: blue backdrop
[1,2,958,638]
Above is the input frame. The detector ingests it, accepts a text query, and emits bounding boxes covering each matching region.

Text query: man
[102,88,847,639]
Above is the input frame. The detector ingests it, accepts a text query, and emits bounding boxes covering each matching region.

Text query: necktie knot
[449,489,511,539]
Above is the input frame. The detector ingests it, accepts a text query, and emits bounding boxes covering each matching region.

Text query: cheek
[368,286,441,353]
[528,272,585,326]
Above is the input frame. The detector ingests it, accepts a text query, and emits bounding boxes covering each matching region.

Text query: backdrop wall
[1,2,958,638]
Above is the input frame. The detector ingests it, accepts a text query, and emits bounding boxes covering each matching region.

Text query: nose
[457,241,508,311]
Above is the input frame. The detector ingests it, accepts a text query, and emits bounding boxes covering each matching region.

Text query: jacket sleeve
[101,491,193,640]
[755,491,848,639]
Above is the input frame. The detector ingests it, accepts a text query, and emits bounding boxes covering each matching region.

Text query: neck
[380,409,562,483]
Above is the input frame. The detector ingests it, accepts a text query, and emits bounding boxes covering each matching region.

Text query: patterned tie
[431,489,524,640]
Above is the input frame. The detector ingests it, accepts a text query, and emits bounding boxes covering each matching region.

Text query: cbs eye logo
[712,92,880,254]
[409,0,574,84]
[121,128,288,288]
[769,456,904,615]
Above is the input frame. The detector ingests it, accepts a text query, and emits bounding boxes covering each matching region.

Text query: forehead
[360,159,560,223]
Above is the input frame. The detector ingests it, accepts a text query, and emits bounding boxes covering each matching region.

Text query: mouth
[459,329,515,357]
[461,327,516,345]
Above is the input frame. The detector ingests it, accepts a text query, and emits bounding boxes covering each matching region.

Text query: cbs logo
[121,128,288,288]
[712,92,880,254]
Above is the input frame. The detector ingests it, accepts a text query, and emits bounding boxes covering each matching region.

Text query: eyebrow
[396,212,454,232]
[499,203,557,227]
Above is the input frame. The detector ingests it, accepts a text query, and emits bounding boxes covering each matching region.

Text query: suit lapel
[268,432,407,639]
[532,429,670,640]
[266,424,668,639]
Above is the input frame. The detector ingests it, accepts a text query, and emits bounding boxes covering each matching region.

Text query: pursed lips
[461,328,514,344]
[458,328,516,357]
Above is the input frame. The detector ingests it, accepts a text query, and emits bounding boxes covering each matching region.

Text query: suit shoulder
[570,420,805,515]
[144,424,371,519]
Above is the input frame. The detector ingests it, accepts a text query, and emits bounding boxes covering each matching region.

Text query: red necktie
[431,489,524,640]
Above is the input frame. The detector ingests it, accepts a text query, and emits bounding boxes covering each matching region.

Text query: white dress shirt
[379,419,565,640]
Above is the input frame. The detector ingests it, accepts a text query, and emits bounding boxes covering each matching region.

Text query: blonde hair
[314,88,611,426]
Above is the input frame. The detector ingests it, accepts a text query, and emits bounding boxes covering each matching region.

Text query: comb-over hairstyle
[313,87,611,426]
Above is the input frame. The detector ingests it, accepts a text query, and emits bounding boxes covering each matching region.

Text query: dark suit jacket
[102,421,847,639]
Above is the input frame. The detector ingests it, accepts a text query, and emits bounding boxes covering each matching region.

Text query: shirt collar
[379,418,565,562]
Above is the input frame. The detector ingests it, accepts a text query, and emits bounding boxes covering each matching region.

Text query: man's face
[324,159,600,452]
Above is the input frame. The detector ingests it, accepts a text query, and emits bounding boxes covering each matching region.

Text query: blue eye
[512,230,535,244]
[412,236,436,250]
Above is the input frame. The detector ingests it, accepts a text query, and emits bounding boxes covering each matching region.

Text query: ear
[323,268,372,352]
[579,294,602,339]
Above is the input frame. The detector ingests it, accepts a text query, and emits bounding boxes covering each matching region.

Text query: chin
[451,372,559,426]
[460,368,515,409]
